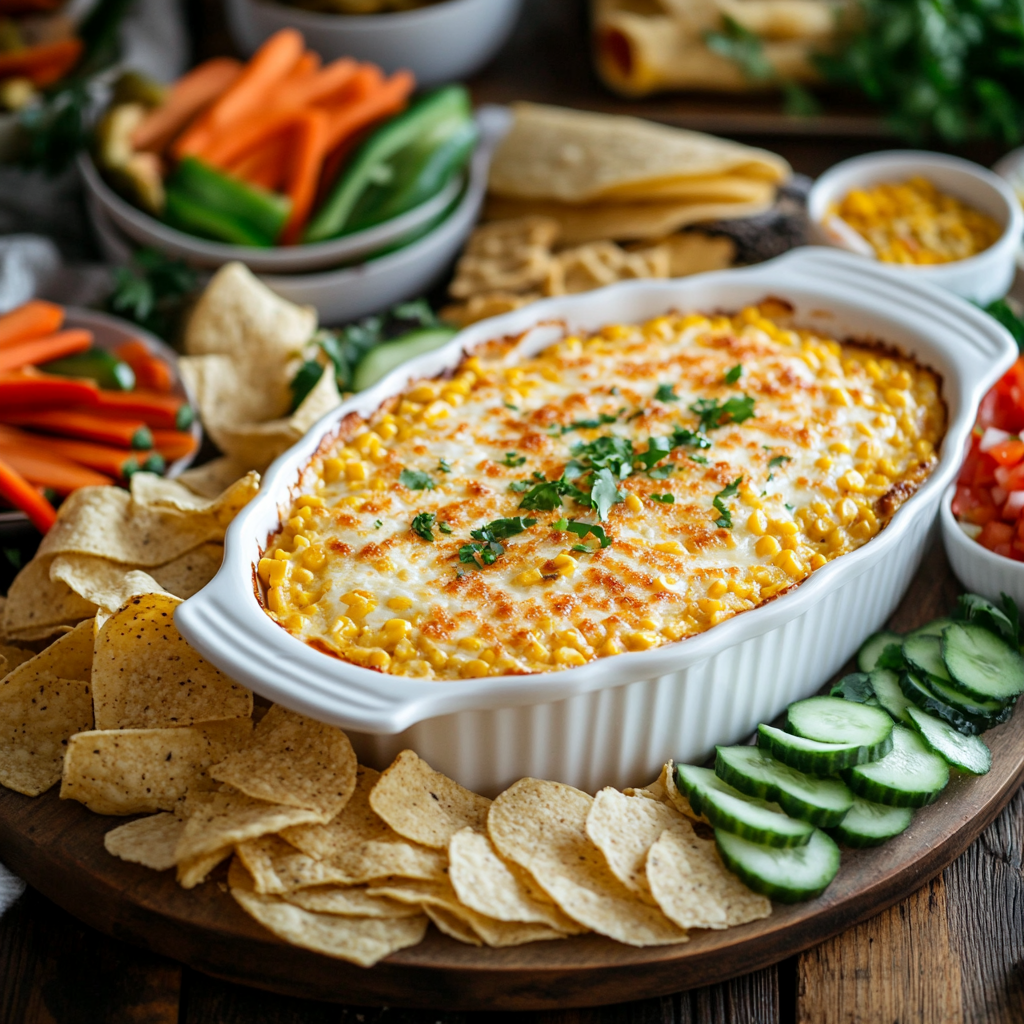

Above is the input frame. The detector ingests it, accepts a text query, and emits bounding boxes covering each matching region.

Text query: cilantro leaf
[561,413,618,433]
[688,454,709,466]
[411,512,436,541]
[509,480,531,493]
[725,363,743,384]
[590,467,626,521]
[289,360,324,413]
[712,476,742,529]
[399,469,435,491]
[519,479,565,512]
[571,435,635,478]
[471,517,538,542]
[502,452,526,467]
[438,458,452,473]
[555,519,612,548]
[374,519,383,529]
[634,436,672,472]
[459,541,502,566]
[690,395,756,432]
[669,426,712,450]
[655,383,679,402]
[438,522,453,534]
[651,493,675,504]
[768,454,791,469]
[830,672,876,703]
[649,464,675,480]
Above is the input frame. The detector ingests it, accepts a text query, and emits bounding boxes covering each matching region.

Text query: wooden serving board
[1,542,1021,1012]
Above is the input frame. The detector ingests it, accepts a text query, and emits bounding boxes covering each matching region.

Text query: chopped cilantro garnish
[411,512,436,541]
[712,476,742,529]
[669,426,712,450]
[571,435,635,478]
[503,401,519,411]
[518,479,566,512]
[502,451,526,467]
[438,522,453,534]
[649,464,674,480]
[688,454,709,466]
[572,543,590,552]
[438,458,452,473]
[532,470,546,480]
[399,468,435,491]
[724,363,743,384]
[590,468,626,520]
[690,395,756,432]
[651,493,675,504]
[768,454,791,469]
[374,519,383,529]
[509,480,531,493]
[471,516,538,542]
[554,519,612,549]
[459,541,501,566]
[561,413,618,433]
[655,383,679,402]
[634,436,672,472]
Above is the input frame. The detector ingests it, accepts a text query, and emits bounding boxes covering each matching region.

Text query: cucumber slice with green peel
[906,706,992,775]
[830,797,913,848]
[867,668,915,724]
[898,671,987,736]
[757,723,892,774]
[715,746,855,828]
[858,630,903,672]
[786,696,894,749]
[350,327,458,392]
[905,617,955,642]
[941,622,1024,703]
[675,765,814,848]
[715,827,841,903]
[843,725,950,808]
[920,674,1013,730]
[903,634,954,684]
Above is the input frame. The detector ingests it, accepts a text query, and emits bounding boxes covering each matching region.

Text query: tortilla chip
[129,471,259,522]
[38,487,225,567]
[104,813,185,871]
[177,845,234,889]
[91,593,252,730]
[369,750,491,850]
[175,458,258,500]
[50,555,170,612]
[281,766,448,885]
[646,826,772,930]
[0,620,95,796]
[422,905,482,946]
[60,719,253,815]
[661,761,704,822]
[487,778,688,947]
[231,884,428,967]
[210,704,357,820]
[448,827,585,932]
[175,789,326,886]
[488,103,790,203]
[235,834,353,894]
[2,554,96,640]
[150,544,223,599]
[284,885,422,919]
[586,787,688,901]
[638,232,736,277]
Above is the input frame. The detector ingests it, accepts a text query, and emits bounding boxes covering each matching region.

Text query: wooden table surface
[3,1,1024,1020]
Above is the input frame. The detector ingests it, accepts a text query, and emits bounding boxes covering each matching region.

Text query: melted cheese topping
[260,303,945,680]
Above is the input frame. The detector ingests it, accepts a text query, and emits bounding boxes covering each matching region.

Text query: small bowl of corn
[807,150,1023,304]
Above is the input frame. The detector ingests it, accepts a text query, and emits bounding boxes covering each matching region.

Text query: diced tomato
[977,387,999,429]
[979,520,1014,551]
[999,462,1024,492]
[953,483,1000,525]
[973,451,999,488]
[987,439,1024,466]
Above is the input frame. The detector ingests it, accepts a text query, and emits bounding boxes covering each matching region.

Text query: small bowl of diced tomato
[945,354,1024,602]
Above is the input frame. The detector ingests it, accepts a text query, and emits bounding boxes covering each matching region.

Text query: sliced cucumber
[786,696,893,752]
[857,630,903,672]
[843,724,949,808]
[758,723,890,774]
[675,765,814,848]
[920,674,1012,730]
[830,797,913,848]
[906,706,992,775]
[867,668,915,725]
[715,746,854,828]
[905,617,955,642]
[903,634,953,684]
[350,327,458,392]
[898,671,987,736]
[715,827,841,903]
[941,622,1024,703]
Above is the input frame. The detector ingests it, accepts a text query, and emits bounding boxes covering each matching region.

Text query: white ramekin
[224,0,523,88]
[176,247,1016,794]
[941,482,1024,606]
[807,151,1024,305]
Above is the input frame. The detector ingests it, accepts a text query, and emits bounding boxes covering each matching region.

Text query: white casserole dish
[176,247,1016,794]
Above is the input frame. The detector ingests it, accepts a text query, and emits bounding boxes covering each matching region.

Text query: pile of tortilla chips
[0,465,770,967]
[485,104,791,244]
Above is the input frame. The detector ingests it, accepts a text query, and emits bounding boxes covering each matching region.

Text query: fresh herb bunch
[106,247,199,340]
[816,0,1024,144]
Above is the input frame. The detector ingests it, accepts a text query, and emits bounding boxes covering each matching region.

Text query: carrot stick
[0,329,92,375]
[85,389,193,430]
[0,300,64,349]
[0,409,153,449]
[151,428,199,462]
[0,425,146,479]
[172,29,305,160]
[322,69,414,152]
[0,370,99,407]
[0,455,56,532]
[113,340,174,394]
[280,108,329,244]
[277,57,358,112]
[0,38,83,87]
[132,57,243,155]
[1,444,113,494]
[227,136,291,191]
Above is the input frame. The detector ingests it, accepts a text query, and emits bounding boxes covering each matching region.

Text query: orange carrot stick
[0,38,82,87]
[1,444,113,494]
[0,425,147,479]
[172,28,305,160]
[0,408,152,448]
[0,300,64,349]
[132,57,243,155]
[280,108,329,244]
[85,389,193,430]
[0,454,56,532]
[277,57,358,112]
[0,329,92,375]
[113,340,174,393]
[0,370,99,407]
[322,69,414,152]
[151,428,199,462]
[227,136,291,191]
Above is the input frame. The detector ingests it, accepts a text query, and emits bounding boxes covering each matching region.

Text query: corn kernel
[655,541,684,555]
[387,596,413,611]
[809,553,828,570]
[292,567,314,585]
[525,639,550,662]
[554,646,587,666]
[458,636,483,652]
[748,509,768,535]
[267,586,285,614]
[707,579,728,599]
[287,515,305,532]
[331,616,358,639]
[377,420,398,440]
[654,575,677,592]
[826,528,846,551]
[729,580,754,599]
[815,455,833,471]
[835,497,858,524]
[599,636,624,657]
[775,519,799,536]
[296,495,324,510]
[855,422,874,437]
[916,438,934,458]
[624,630,660,651]
[552,552,577,576]
[345,460,367,482]
[774,549,805,577]
[461,658,491,677]
[839,470,865,492]
[323,457,344,483]
[884,387,907,408]
[479,647,496,665]
[341,590,376,618]
[301,545,327,570]
[516,567,543,586]
[698,598,723,616]
[382,618,412,642]
[625,492,643,513]
[830,387,852,407]
[829,441,851,454]
[408,382,438,403]
[756,535,781,558]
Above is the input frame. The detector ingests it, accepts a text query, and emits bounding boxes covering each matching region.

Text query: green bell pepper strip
[165,157,291,245]
[303,85,474,244]
[41,349,135,391]
[164,189,273,247]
